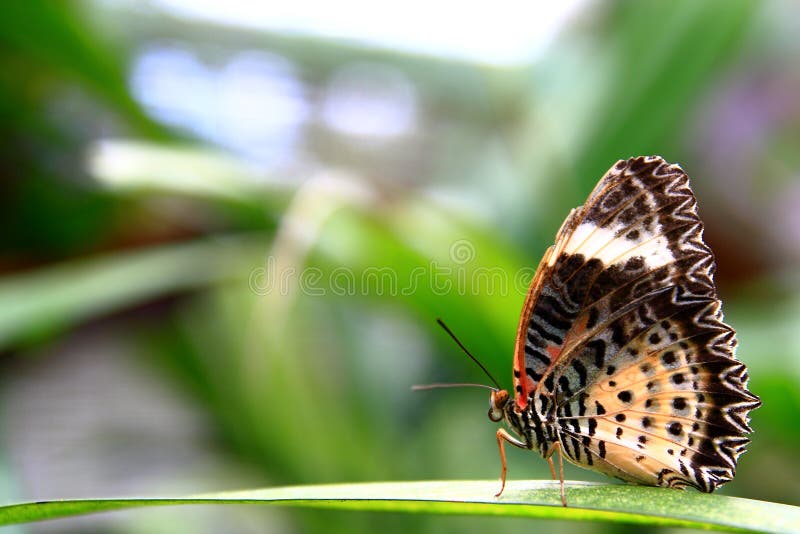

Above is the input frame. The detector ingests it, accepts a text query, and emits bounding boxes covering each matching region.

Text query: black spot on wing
[525,367,542,382]
[587,339,607,369]
[530,319,563,345]
[588,417,598,436]
[572,359,588,387]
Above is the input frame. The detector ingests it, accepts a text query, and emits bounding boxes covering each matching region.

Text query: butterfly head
[488,388,510,422]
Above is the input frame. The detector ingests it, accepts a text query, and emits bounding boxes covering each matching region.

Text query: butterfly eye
[488,406,503,422]
[488,389,508,422]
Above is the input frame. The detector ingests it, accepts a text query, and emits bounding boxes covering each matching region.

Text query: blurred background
[1,0,799,532]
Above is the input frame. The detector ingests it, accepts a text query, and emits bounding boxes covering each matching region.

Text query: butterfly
[430,156,760,507]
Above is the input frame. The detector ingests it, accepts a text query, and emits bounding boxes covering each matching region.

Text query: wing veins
[557,303,725,404]
[552,196,696,296]
[554,174,675,271]
[557,424,700,481]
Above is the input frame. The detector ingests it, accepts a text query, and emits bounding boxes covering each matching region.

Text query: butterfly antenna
[436,318,502,390]
[411,383,497,391]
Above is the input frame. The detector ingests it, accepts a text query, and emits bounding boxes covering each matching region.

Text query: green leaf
[0,481,796,532]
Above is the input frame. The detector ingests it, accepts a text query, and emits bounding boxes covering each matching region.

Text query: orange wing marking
[513,245,554,409]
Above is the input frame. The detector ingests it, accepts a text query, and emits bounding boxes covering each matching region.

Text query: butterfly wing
[513,156,759,491]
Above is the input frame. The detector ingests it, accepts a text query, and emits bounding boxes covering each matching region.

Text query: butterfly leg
[544,441,567,507]
[495,428,527,498]
[547,456,557,480]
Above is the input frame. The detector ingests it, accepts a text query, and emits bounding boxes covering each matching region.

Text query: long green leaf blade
[0,481,796,532]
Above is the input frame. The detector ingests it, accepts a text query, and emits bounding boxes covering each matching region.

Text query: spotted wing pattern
[512,155,759,491]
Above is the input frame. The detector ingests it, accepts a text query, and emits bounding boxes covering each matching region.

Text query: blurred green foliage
[1,0,799,533]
